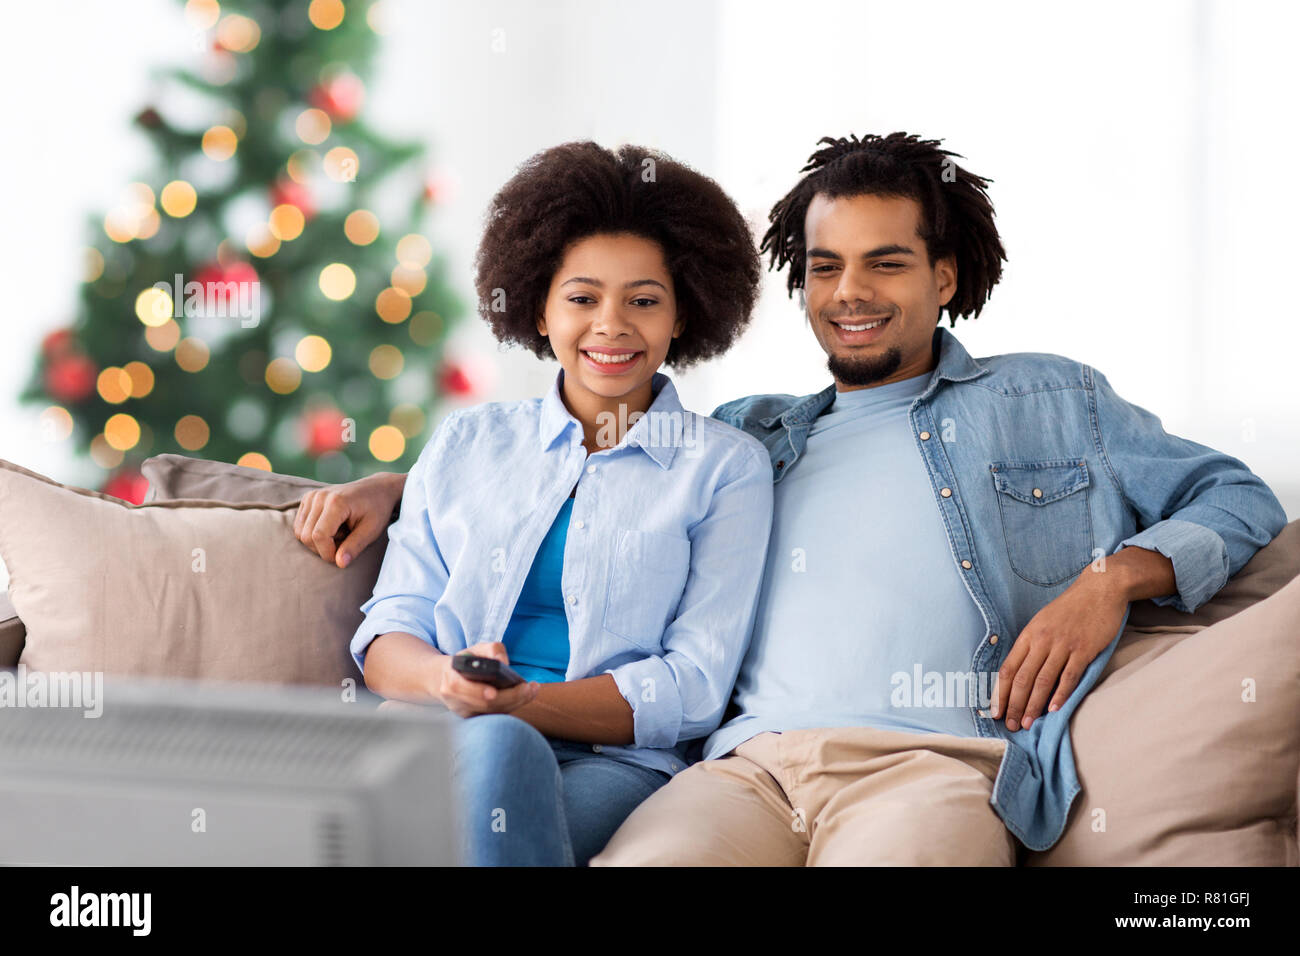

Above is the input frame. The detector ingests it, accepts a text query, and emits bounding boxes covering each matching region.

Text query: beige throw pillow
[0,459,379,686]
[142,453,324,506]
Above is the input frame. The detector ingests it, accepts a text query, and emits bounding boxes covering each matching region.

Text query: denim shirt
[711,326,1287,850]
[352,370,774,779]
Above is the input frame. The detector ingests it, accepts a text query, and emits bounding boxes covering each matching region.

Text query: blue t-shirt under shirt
[707,371,990,758]
[500,497,573,683]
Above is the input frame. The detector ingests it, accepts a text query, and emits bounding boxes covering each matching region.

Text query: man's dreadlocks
[760,132,1007,325]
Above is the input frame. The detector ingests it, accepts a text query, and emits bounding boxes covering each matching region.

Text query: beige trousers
[591,726,1015,866]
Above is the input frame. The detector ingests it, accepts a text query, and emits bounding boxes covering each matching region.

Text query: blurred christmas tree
[21,0,474,502]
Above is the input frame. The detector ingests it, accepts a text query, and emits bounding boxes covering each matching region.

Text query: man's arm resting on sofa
[1091,366,1288,613]
[1104,544,1178,604]
[294,471,408,567]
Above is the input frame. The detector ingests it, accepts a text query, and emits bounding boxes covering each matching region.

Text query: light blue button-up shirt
[709,326,1287,851]
[351,370,774,778]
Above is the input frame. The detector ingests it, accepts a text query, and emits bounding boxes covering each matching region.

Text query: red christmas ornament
[193,259,259,314]
[102,469,149,505]
[41,328,77,358]
[301,408,347,457]
[195,259,258,289]
[308,72,365,122]
[269,178,315,220]
[438,360,476,397]
[44,352,97,403]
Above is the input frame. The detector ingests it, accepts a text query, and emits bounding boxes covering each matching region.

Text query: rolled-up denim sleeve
[1090,366,1287,613]
[605,442,774,750]
[349,427,453,674]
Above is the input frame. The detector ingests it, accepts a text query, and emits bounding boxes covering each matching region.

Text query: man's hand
[992,545,1176,731]
[293,472,405,568]
[991,573,1125,732]
[437,641,540,719]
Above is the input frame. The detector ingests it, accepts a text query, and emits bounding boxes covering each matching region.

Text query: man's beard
[828,345,903,387]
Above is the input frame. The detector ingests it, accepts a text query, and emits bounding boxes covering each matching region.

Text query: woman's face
[537,232,682,407]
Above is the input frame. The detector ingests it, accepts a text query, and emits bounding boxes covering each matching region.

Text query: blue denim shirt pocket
[990,458,1095,587]
[603,529,692,649]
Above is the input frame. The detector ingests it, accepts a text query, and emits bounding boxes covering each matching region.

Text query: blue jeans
[452,713,670,866]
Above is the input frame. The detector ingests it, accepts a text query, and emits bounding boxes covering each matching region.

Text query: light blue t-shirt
[706,371,989,758]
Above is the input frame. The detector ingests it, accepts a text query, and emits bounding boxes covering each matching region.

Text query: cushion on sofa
[0,458,383,686]
[1027,570,1300,866]
[1126,520,1300,629]
[142,452,324,506]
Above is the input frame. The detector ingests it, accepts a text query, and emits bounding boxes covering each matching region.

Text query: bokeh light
[145,319,182,352]
[269,203,305,240]
[375,287,412,324]
[389,403,426,438]
[184,0,220,30]
[390,264,427,296]
[124,361,155,398]
[237,452,272,471]
[409,310,443,346]
[104,413,141,451]
[265,357,302,394]
[175,337,211,372]
[216,13,261,52]
[202,125,238,161]
[344,209,380,245]
[135,287,173,327]
[39,406,74,442]
[295,108,331,145]
[96,367,133,404]
[323,147,359,182]
[396,234,433,268]
[368,344,404,379]
[309,0,346,31]
[369,424,405,462]
[318,263,356,300]
[160,180,198,217]
[295,334,332,372]
[174,414,211,451]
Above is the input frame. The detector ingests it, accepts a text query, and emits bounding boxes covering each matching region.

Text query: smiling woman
[475,141,761,372]
[305,140,776,867]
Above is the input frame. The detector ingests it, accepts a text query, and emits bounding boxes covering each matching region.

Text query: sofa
[1,452,1298,865]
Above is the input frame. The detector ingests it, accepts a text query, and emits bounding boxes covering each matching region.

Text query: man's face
[802,193,957,389]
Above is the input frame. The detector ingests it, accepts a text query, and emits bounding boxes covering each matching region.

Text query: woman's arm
[366,632,541,715]
[367,628,634,742]
[511,676,634,745]
[362,631,449,703]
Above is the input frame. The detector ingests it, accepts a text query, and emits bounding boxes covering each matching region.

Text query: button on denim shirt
[711,327,1287,850]
[351,370,774,778]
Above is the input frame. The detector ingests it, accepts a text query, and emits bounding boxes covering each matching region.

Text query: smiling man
[298,132,1287,864]
[587,131,1286,863]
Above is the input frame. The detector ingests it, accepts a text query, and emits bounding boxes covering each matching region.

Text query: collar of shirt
[756,326,994,430]
[536,366,684,470]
